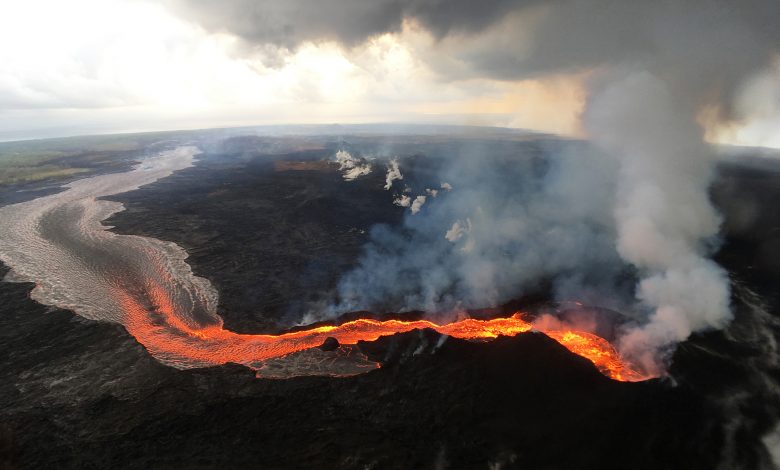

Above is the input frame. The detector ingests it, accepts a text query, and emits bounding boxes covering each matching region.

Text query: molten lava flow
[116,283,647,382]
[544,330,645,382]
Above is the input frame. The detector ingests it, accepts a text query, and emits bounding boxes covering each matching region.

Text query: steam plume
[585,71,732,371]
[393,194,412,207]
[410,195,427,214]
[173,0,780,370]
[334,150,372,181]
[334,1,776,371]
[384,158,403,190]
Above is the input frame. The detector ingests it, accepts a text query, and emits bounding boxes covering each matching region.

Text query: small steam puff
[334,150,372,181]
[384,158,402,189]
[445,218,470,243]
[445,218,474,253]
[410,195,427,214]
[395,185,448,214]
[393,194,411,207]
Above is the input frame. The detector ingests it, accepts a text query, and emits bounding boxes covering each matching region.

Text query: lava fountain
[0,146,649,383]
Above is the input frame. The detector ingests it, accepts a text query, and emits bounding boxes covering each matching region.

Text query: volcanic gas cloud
[248,0,780,375]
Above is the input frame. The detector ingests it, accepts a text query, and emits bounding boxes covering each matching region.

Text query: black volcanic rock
[320,336,340,351]
[0,261,726,469]
[103,146,404,334]
[2,137,779,469]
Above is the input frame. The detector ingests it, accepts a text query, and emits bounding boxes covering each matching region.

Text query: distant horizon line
[1,122,778,154]
[0,121,549,145]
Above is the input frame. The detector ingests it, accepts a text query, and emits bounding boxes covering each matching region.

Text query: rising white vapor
[410,195,427,214]
[585,71,732,372]
[334,150,372,181]
[445,218,471,243]
[393,194,412,207]
[384,158,403,189]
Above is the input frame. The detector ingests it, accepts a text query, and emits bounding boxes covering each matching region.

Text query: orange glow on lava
[115,283,648,382]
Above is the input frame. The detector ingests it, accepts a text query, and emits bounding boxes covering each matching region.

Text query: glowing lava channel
[123,283,646,381]
[0,146,648,383]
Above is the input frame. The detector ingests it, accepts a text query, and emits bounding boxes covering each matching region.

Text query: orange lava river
[119,286,646,382]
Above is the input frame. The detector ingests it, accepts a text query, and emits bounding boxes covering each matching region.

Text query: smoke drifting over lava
[166,0,780,372]
[586,72,733,373]
[331,141,626,316]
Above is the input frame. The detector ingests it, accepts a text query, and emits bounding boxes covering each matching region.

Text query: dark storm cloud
[171,1,779,77]
[170,0,780,119]
[167,0,404,47]
[484,0,780,119]
[167,0,525,47]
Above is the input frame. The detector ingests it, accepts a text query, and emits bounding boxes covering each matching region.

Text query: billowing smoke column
[170,0,780,372]
[555,1,779,372]
[585,72,732,372]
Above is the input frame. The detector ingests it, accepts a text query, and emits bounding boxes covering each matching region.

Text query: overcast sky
[1,0,778,146]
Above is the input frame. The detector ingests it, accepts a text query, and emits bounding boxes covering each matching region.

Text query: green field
[0,130,200,185]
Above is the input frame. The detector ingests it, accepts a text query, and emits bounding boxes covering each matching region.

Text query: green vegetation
[0,130,199,185]
[0,165,90,184]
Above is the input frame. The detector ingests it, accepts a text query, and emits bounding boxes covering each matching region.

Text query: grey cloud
[167,0,526,47]
[166,0,406,47]
[171,0,780,122]
[170,1,779,76]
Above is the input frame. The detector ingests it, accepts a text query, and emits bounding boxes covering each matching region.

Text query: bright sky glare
[0,0,777,147]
